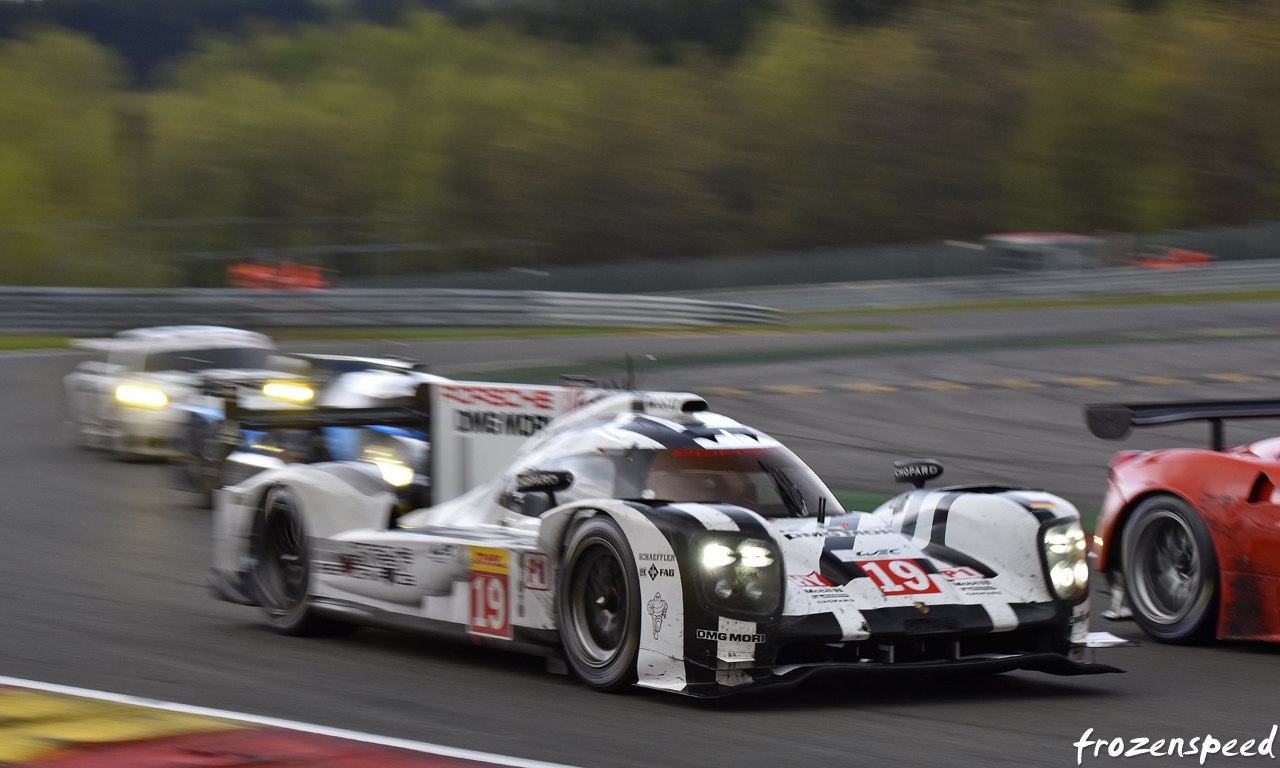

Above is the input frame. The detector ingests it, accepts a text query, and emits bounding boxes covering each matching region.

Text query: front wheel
[172,416,227,508]
[251,486,351,637]
[557,516,640,691]
[1122,494,1219,643]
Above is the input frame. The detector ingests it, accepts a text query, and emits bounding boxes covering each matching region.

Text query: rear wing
[227,401,430,431]
[1085,399,1280,451]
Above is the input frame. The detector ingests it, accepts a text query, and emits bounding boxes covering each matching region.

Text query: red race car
[1085,400,1280,643]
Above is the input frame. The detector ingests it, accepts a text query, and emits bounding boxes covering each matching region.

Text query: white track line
[0,675,580,768]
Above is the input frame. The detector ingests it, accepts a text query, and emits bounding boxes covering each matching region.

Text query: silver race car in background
[64,326,309,457]
[212,380,1121,696]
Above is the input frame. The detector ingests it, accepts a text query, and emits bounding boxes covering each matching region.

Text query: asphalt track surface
[3,300,1280,768]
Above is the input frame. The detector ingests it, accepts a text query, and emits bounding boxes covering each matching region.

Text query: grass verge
[0,336,69,351]
[0,322,902,351]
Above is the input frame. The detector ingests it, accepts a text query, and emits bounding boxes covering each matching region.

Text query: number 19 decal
[856,559,941,595]
[469,547,512,639]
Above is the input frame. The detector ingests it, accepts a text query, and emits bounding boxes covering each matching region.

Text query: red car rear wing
[1085,399,1280,451]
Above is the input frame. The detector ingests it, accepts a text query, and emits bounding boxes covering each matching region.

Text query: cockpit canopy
[501,445,842,519]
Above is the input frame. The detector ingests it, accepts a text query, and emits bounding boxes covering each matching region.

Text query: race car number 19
[855,559,941,595]
[469,547,512,639]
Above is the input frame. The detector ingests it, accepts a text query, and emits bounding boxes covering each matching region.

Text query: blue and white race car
[173,354,430,506]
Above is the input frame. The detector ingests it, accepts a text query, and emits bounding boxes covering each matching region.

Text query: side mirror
[516,470,574,493]
[893,459,943,489]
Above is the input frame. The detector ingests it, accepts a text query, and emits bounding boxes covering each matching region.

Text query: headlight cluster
[115,384,167,408]
[354,430,426,489]
[263,381,314,403]
[360,445,415,487]
[1042,520,1089,600]
[698,537,782,617]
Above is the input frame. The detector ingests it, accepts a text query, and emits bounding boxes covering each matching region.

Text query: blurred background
[1,0,1278,288]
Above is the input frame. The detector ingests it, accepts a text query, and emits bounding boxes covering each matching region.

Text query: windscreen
[643,448,841,519]
[144,347,271,372]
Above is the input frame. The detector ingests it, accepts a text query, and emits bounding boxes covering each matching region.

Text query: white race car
[212,380,1121,696]
[64,326,310,458]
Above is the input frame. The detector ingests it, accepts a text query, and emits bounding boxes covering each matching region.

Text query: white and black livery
[212,380,1120,696]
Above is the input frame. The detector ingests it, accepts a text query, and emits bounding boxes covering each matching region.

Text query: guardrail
[669,259,1280,312]
[0,288,779,334]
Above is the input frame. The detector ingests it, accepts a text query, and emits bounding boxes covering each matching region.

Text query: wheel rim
[258,493,308,616]
[1130,509,1203,624]
[569,542,629,667]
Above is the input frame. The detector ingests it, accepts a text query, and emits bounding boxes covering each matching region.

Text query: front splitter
[677,652,1123,697]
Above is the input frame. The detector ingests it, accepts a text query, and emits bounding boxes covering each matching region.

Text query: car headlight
[263,381,314,403]
[359,445,415,487]
[115,384,167,408]
[697,537,781,617]
[1042,520,1089,600]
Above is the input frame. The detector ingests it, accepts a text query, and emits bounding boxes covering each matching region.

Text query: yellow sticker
[470,546,509,575]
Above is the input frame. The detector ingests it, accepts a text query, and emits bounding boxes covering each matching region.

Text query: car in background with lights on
[212,381,1121,697]
[63,326,312,459]
[175,353,431,507]
[1086,398,1280,644]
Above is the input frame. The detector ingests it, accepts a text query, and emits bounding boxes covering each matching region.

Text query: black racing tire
[1122,494,1219,644]
[557,515,641,691]
[251,486,352,637]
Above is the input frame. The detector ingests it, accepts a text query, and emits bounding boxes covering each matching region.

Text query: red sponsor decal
[469,547,511,639]
[938,565,985,581]
[788,571,833,588]
[856,559,941,595]
[441,385,554,411]
[523,552,550,591]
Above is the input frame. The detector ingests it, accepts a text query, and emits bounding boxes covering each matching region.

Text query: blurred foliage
[0,0,326,83]
[1,0,1280,285]
[457,0,779,60]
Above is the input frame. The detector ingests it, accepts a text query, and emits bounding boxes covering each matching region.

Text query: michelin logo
[647,593,668,638]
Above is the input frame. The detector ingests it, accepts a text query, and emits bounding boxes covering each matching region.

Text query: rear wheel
[1123,494,1218,643]
[252,486,351,637]
[557,516,640,691]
